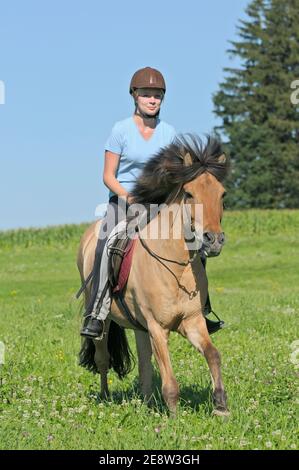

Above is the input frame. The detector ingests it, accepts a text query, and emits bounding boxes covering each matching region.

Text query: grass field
[0,210,298,450]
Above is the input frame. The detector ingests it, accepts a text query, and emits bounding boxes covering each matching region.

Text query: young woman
[81,67,223,338]
[81,67,176,338]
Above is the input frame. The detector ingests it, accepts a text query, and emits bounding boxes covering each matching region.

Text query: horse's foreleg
[179,314,229,416]
[93,319,111,399]
[148,321,179,416]
[134,330,153,402]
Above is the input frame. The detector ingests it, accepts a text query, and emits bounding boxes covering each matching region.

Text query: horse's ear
[183,152,193,167]
[217,153,226,164]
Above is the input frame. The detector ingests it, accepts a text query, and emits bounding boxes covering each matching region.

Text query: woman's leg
[201,256,224,335]
[81,196,128,338]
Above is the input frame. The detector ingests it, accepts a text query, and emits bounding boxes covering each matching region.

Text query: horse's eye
[184,192,193,200]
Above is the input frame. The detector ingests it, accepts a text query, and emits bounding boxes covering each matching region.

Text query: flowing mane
[131,134,230,207]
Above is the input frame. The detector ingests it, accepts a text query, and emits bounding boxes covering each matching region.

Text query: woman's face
[136,88,163,116]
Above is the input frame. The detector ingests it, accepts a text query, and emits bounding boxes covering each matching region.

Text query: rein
[136,226,199,267]
[135,198,202,294]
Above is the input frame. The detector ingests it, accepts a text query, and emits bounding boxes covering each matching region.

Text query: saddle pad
[112,235,138,293]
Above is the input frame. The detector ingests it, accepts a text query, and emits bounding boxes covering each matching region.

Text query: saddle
[108,231,138,294]
[107,229,147,332]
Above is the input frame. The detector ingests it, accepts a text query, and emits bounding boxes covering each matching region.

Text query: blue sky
[0,0,249,230]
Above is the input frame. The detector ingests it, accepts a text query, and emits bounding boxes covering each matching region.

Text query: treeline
[1,210,299,248]
[213,0,299,208]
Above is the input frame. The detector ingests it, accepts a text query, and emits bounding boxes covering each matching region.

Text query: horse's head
[183,166,226,257]
[131,134,229,257]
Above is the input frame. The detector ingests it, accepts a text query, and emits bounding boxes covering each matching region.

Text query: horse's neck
[138,202,189,264]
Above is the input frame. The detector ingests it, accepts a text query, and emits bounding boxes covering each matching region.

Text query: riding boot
[201,257,225,335]
[204,292,212,316]
[81,316,104,339]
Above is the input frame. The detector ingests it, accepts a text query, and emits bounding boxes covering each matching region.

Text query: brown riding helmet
[129,67,166,95]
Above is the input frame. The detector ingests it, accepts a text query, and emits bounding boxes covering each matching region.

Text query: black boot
[202,258,225,335]
[204,292,225,334]
[204,292,212,316]
[205,314,225,335]
[204,295,225,335]
[80,316,104,339]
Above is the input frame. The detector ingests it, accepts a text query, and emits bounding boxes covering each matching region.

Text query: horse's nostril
[218,232,225,244]
[204,232,225,246]
[203,232,215,244]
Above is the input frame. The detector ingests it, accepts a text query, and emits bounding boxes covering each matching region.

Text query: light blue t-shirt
[104,116,176,197]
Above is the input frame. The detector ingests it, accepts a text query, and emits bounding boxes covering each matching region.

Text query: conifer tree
[213,0,299,208]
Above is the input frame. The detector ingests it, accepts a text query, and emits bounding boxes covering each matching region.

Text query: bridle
[135,191,203,295]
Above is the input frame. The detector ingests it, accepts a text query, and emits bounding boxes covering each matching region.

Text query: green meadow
[0,210,298,450]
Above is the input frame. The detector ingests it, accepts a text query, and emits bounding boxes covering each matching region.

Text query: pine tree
[213,0,299,208]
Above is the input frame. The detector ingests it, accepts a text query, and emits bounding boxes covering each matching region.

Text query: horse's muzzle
[202,232,225,257]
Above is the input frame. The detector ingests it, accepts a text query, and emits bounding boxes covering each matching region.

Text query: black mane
[131,134,230,206]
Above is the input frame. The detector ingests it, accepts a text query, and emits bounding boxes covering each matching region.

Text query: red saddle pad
[112,235,138,294]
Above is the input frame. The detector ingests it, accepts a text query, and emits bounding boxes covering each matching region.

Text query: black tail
[79,337,97,373]
[78,321,135,378]
[108,321,135,379]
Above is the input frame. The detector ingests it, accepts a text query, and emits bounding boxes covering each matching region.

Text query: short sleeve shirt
[104,116,176,197]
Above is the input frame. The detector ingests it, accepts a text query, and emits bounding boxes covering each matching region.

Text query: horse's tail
[79,337,97,373]
[79,321,134,378]
[108,320,135,379]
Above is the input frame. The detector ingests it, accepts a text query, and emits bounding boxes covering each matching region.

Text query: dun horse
[77,135,230,416]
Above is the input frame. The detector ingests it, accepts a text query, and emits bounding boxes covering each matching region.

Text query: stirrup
[205,310,225,335]
[80,316,105,340]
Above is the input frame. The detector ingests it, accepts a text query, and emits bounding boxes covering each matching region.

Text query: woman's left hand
[127,195,135,205]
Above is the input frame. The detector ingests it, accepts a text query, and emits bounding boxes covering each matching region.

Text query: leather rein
[135,194,203,292]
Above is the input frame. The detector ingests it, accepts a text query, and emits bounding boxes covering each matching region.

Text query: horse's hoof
[212,408,230,417]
